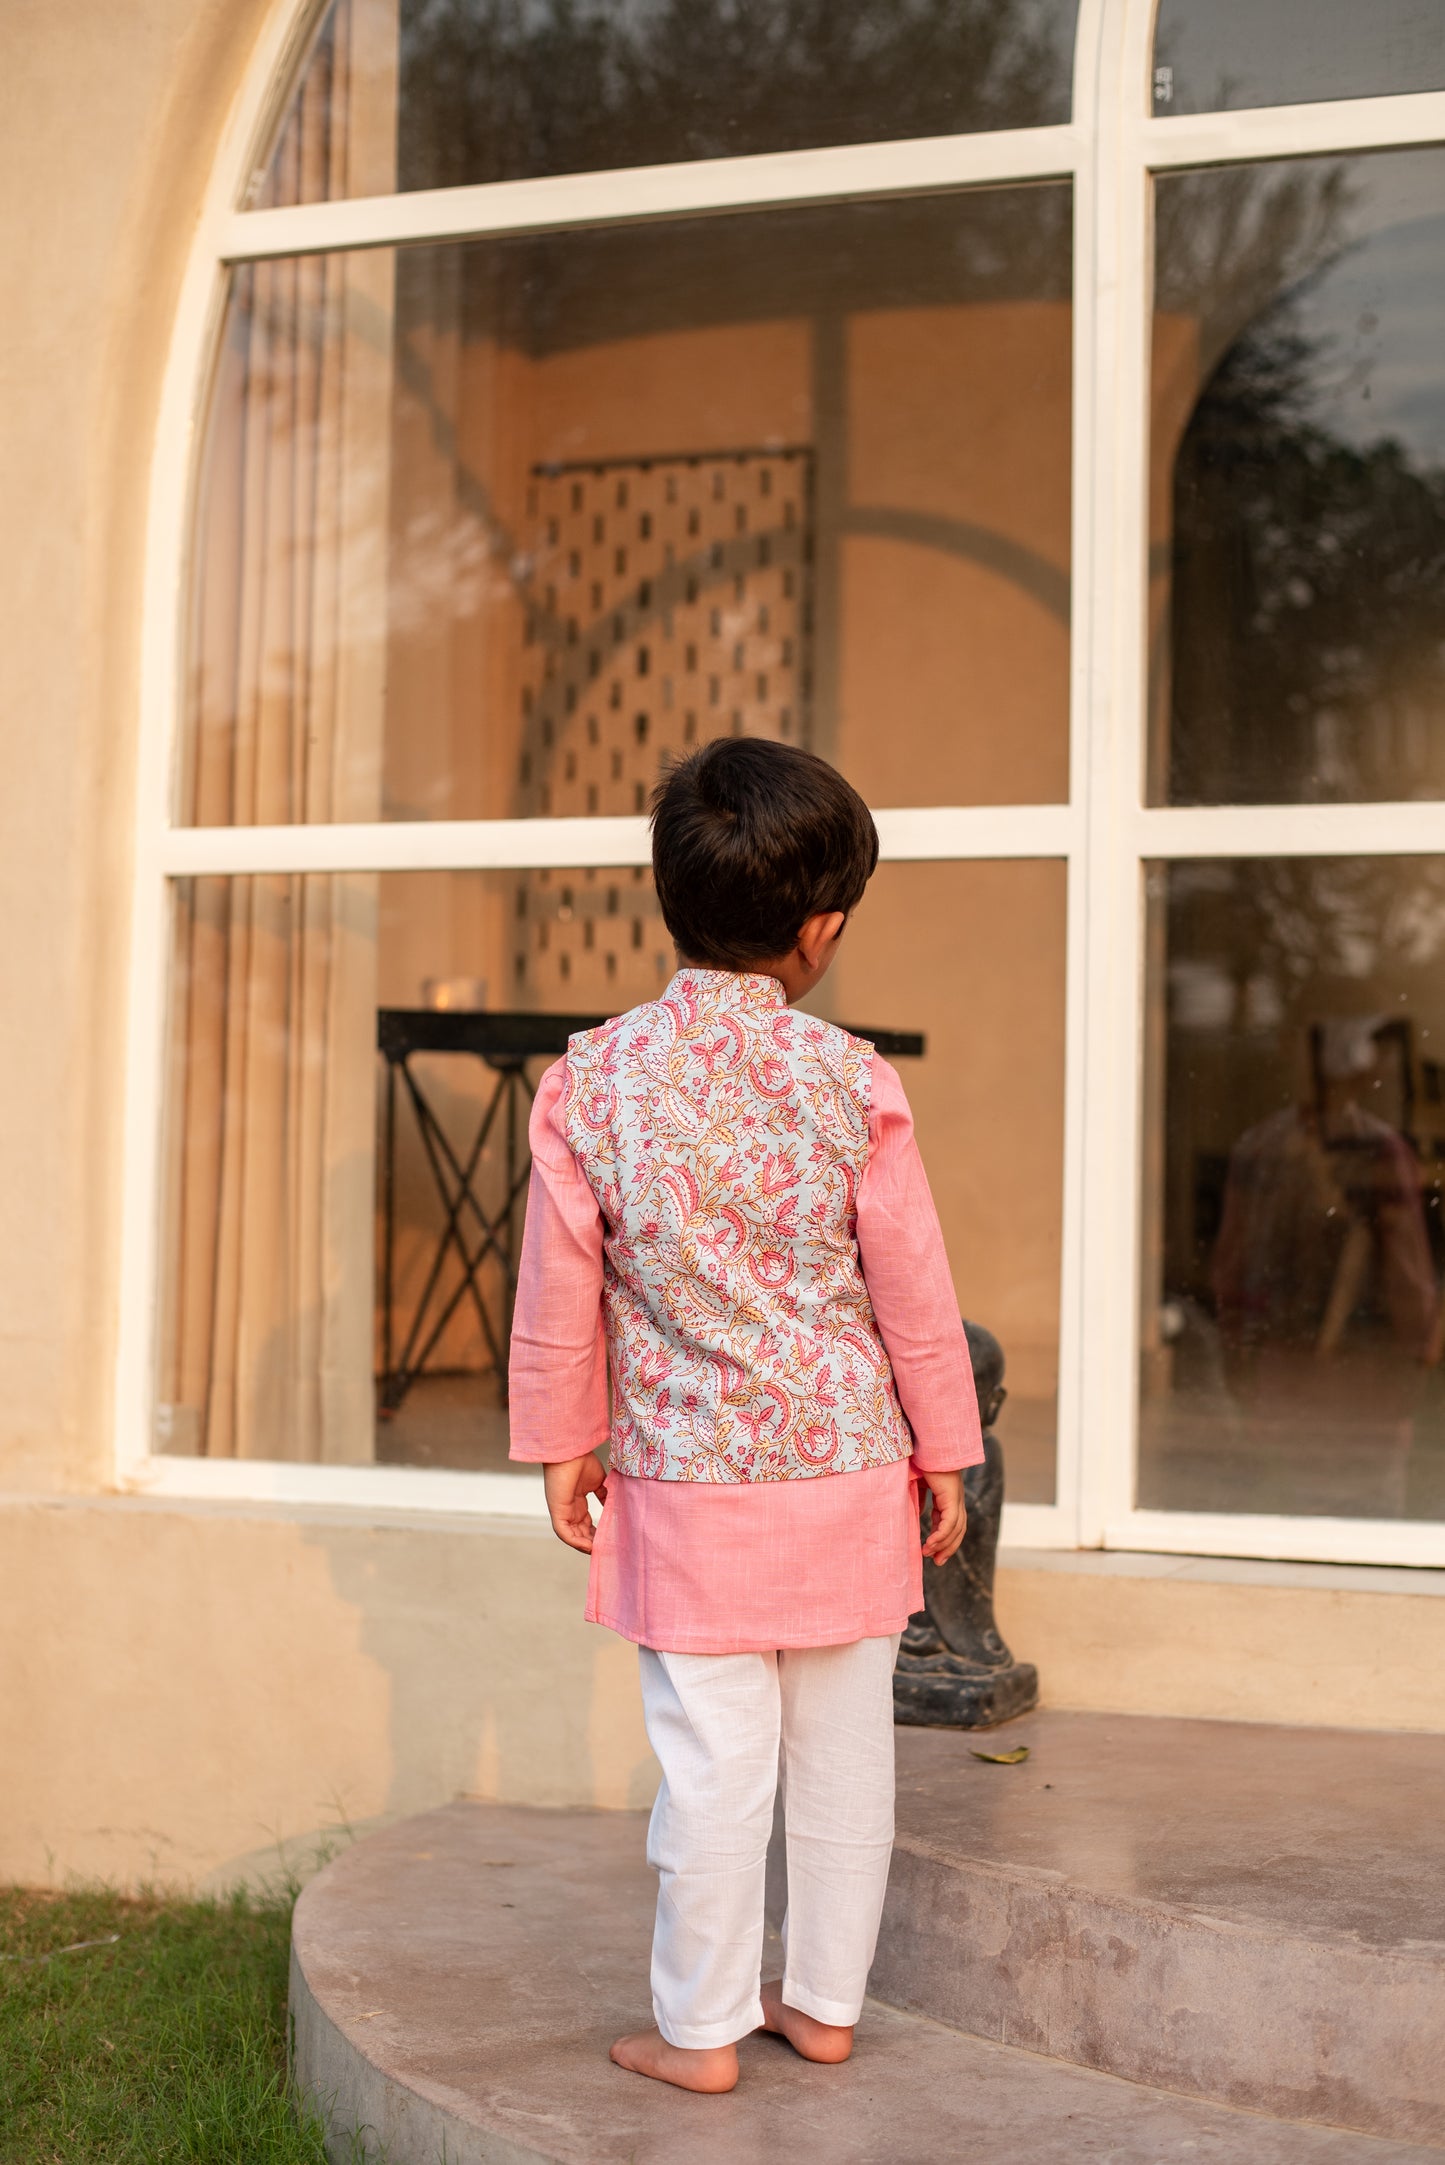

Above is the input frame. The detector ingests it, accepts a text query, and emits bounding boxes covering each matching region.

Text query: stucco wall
[0,0,279,1492]
[5,1496,1445,1890]
[0,1498,654,1888]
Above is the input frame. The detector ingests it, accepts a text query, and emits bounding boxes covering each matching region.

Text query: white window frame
[1083,2,1445,1569]
[116,0,1445,1565]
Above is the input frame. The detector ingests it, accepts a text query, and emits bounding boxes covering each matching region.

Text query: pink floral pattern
[563,969,914,1484]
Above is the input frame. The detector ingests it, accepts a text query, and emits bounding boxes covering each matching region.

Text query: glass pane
[185,191,1072,825]
[252,0,1080,207]
[811,860,1066,1505]
[1151,149,1445,806]
[158,859,1065,1489]
[157,867,671,1471]
[1140,857,1445,1524]
[1153,0,1445,116]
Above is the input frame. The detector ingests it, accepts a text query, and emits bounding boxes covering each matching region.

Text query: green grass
[0,1883,336,2163]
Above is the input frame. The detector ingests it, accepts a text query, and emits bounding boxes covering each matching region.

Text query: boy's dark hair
[650,736,878,967]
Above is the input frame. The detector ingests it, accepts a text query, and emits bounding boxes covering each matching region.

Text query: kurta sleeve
[856,1053,984,1474]
[507,1058,609,1464]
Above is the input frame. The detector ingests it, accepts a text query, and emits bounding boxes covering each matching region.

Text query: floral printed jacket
[562,967,914,1483]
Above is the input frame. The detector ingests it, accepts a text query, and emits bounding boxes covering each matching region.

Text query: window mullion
[1136,804,1445,860]
[1047,0,1111,1552]
[158,806,1081,879]
[221,126,1083,263]
[1074,0,1157,1551]
[1142,86,1445,170]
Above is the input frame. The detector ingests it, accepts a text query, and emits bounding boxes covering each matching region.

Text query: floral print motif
[563,968,914,1484]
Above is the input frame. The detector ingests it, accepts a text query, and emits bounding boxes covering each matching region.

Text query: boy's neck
[675,913,844,1005]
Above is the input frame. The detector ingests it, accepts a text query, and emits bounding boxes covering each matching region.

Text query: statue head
[963,1317,1007,1430]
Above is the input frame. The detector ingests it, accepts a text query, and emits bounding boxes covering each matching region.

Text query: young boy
[508,736,981,2094]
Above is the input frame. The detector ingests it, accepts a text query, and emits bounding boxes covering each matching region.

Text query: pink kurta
[509,1036,982,1654]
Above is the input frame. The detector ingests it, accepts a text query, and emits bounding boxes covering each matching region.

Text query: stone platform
[879,1711,1445,2142]
[291,1711,1445,2163]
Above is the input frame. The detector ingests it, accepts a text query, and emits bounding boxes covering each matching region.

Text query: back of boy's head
[650,736,878,967]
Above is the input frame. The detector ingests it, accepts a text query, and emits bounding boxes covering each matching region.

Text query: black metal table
[376,1007,925,1416]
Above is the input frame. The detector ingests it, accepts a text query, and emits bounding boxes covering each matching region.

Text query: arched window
[122,0,1445,1568]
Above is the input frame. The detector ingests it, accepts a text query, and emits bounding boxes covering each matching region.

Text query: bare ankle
[759,1979,855,2064]
[610,2025,739,2094]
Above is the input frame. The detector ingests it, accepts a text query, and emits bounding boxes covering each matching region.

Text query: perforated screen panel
[511,447,814,1005]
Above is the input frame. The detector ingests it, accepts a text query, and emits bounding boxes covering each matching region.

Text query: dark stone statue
[893,1320,1040,1729]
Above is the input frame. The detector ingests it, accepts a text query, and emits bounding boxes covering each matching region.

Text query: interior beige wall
[828,861,1067,1416]
[840,302,1070,806]
[4,1496,1444,1892]
[0,0,278,1492]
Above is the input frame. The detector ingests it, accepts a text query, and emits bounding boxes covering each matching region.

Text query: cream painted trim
[156,796,1445,881]
[998,1500,1070,1548]
[1074,0,1154,1552]
[129,1452,551,1519]
[1106,1509,1445,1570]
[120,1450,1063,1549]
[876,806,1077,859]
[1045,0,1109,1563]
[158,805,1078,877]
[1134,802,1445,858]
[222,126,1082,261]
[163,817,655,877]
[1001,1544,1445,1593]
[1139,88,1445,169]
[117,0,327,1498]
[235,0,336,207]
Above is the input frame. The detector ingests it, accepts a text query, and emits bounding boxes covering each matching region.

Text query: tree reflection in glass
[254,0,1079,206]
[1153,148,1445,806]
[1153,0,1445,117]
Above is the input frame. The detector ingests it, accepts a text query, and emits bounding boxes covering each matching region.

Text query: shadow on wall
[301,1513,657,1820]
[187,1514,657,1897]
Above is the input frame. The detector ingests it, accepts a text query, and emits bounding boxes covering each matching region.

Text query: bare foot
[609,2025,739,2093]
[759,1979,854,2064]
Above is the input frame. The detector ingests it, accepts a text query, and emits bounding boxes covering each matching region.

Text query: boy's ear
[796,911,846,969]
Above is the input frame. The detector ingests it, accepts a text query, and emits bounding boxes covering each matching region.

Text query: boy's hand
[921,1471,967,1566]
[543,1452,609,1554]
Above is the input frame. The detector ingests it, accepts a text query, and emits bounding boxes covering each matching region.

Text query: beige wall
[999,1556,1445,1734]
[0,0,277,1492]
[0,1499,655,1888]
[5,1496,1445,1890]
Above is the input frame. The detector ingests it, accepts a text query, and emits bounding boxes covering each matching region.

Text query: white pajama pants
[637,1634,901,2050]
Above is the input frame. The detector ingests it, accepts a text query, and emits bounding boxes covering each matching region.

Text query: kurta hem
[582,1458,926,1653]
[586,1604,919,1657]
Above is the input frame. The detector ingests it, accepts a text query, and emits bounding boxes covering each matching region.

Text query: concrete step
[291,1795,1444,2165]
[875,1712,1445,2146]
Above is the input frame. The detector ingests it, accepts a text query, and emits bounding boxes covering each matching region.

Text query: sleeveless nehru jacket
[561,968,914,1484]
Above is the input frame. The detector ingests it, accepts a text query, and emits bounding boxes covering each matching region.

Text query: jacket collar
[665,966,789,1014]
